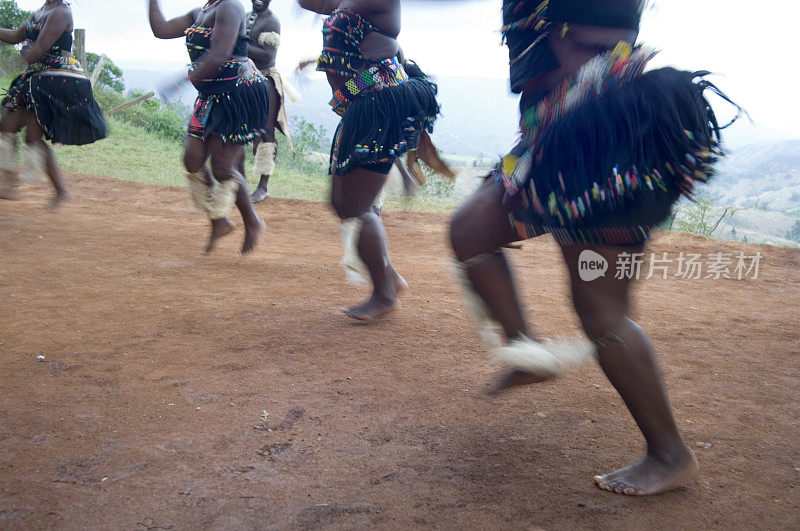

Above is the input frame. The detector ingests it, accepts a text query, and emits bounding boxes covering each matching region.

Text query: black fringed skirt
[329,77,440,176]
[189,59,270,145]
[497,67,725,246]
[2,56,107,146]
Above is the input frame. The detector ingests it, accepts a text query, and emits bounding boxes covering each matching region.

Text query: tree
[0,0,30,76]
[87,52,124,93]
[676,191,737,237]
[0,0,31,31]
[786,220,800,242]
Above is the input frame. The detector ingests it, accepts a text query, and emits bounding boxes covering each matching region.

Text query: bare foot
[250,184,270,203]
[47,189,72,210]
[343,295,400,322]
[205,217,235,254]
[483,368,553,396]
[241,215,265,254]
[594,447,698,496]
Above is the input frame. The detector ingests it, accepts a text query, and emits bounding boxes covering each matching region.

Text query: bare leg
[208,137,264,254]
[201,164,236,254]
[184,137,235,253]
[0,135,19,200]
[1,110,26,199]
[449,178,543,392]
[560,244,698,496]
[331,167,400,321]
[251,77,279,203]
[25,115,70,208]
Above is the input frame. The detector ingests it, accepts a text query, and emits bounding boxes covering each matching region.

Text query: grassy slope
[0,65,466,213]
[45,116,460,212]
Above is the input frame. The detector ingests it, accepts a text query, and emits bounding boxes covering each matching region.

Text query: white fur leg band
[186,172,238,220]
[340,217,369,286]
[451,257,503,346]
[1,133,18,173]
[253,142,276,178]
[207,177,239,220]
[493,335,597,378]
[21,143,45,184]
[187,172,212,214]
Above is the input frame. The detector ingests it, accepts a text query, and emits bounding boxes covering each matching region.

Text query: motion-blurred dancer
[0,0,106,207]
[448,0,737,495]
[148,0,268,254]
[298,0,440,321]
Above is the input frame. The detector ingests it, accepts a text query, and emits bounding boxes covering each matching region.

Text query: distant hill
[711,139,800,212]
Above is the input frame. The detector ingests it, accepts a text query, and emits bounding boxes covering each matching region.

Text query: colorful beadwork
[317,9,393,77]
[501,0,549,43]
[184,24,269,145]
[493,42,725,244]
[329,57,409,116]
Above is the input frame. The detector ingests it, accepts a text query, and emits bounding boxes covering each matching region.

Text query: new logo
[578,250,608,281]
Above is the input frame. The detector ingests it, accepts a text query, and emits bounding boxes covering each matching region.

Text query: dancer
[148,0,268,254]
[246,0,295,203]
[0,0,106,207]
[298,0,440,321]
[448,0,737,495]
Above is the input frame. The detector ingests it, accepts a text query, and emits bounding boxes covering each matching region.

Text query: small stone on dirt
[696,442,712,449]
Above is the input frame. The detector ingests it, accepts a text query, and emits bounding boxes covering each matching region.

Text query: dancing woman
[448,0,737,495]
[0,0,106,207]
[148,0,268,254]
[297,0,440,321]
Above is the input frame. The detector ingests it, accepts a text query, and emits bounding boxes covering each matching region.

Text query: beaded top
[24,17,73,54]
[317,9,396,77]
[185,25,248,63]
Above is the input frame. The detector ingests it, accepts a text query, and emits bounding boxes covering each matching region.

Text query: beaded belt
[329,57,408,116]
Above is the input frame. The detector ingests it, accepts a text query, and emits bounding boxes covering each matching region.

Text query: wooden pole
[73,28,88,73]
[90,54,107,87]
[107,92,155,116]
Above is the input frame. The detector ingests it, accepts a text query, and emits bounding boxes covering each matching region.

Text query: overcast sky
[16,0,799,144]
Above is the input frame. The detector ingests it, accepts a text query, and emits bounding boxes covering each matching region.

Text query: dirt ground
[1,174,798,530]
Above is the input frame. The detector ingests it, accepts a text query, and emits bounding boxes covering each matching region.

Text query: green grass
[3,60,463,213]
[42,116,462,213]
[52,117,186,185]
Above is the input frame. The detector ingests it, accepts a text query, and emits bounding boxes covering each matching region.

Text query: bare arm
[148,0,197,39]
[297,0,340,15]
[21,8,69,63]
[246,15,279,65]
[189,0,242,82]
[0,24,25,45]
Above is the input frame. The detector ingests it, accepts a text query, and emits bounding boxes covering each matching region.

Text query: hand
[296,58,317,71]
[156,69,192,102]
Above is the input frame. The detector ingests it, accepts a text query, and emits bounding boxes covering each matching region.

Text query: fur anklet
[493,335,596,377]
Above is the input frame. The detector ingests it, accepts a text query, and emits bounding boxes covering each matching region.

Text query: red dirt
[1,174,799,529]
